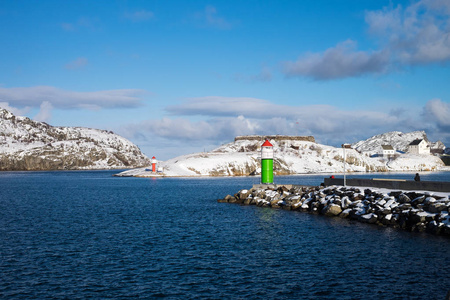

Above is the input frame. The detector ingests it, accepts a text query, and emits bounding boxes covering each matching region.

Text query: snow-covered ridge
[117,134,446,177]
[0,108,150,170]
[352,130,445,155]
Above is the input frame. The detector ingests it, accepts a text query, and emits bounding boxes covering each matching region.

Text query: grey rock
[428,203,448,213]
[322,204,342,216]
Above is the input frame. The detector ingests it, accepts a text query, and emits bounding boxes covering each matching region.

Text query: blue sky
[1,0,449,160]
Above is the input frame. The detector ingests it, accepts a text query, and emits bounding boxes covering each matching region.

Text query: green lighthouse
[261,139,274,184]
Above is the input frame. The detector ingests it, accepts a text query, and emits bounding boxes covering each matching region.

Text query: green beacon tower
[261,139,274,184]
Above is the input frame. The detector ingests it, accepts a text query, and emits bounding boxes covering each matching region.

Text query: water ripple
[0,171,449,299]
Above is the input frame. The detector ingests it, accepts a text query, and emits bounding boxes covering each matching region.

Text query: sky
[1,0,450,160]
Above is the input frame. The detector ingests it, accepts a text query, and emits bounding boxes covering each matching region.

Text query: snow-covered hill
[352,130,445,155]
[0,108,150,170]
[352,131,423,155]
[117,135,446,177]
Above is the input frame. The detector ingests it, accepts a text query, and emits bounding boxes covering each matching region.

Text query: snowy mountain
[117,135,446,177]
[0,108,150,170]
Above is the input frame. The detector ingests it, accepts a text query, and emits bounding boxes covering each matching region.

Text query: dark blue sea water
[1,171,449,299]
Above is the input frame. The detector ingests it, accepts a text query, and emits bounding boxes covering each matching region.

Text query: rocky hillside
[0,108,150,170]
[117,135,445,177]
[352,131,445,155]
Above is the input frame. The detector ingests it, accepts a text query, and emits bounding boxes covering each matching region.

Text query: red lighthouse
[151,156,156,173]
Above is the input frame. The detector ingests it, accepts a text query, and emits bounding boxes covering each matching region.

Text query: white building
[408,139,430,155]
[380,145,395,157]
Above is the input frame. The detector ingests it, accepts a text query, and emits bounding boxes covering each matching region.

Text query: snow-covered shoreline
[115,135,447,177]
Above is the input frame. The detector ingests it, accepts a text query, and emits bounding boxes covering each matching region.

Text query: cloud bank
[0,86,146,110]
[0,86,147,123]
[125,96,450,156]
[283,0,450,80]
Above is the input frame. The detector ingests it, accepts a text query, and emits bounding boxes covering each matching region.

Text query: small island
[116,133,449,177]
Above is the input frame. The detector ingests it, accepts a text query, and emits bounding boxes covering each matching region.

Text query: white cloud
[128,96,426,145]
[283,40,390,80]
[193,5,235,30]
[61,17,102,32]
[0,86,146,110]
[204,6,231,29]
[166,97,399,129]
[424,98,450,128]
[367,0,450,65]
[121,97,450,159]
[421,98,450,145]
[34,101,53,123]
[166,96,284,118]
[65,57,88,70]
[0,102,31,116]
[283,0,450,80]
[124,115,261,143]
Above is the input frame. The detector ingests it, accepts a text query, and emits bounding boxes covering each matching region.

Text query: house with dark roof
[408,139,430,155]
[380,144,395,157]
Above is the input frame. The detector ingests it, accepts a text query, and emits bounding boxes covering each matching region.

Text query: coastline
[114,167,450,178]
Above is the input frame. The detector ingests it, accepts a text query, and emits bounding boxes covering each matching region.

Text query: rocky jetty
[218,185,450,237]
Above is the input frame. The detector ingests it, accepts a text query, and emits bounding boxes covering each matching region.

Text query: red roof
[152,156,156,159]
[262,139,273,147]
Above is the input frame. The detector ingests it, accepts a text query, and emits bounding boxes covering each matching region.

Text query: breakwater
[218,184,450,237]
[324,177,450,192]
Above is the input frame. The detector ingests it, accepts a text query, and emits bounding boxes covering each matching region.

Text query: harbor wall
[324,178,450,193]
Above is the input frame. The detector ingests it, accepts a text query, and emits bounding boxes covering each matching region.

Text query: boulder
[221,194,234,202]
[243,197,253,205]
[277,186,289,194]
[322,204,342,216]
[310,201,320,213]
[428,203,448,213]
[376,199,387,206]
[341,197,352,209]
[389,191,403,198]
[411,195,426,206]
[353,193,365,201]
[426,221,442,235]
[398,203,412,210]
[237,189,250,201]
[379,213,395,225]
[270,199,283,208]
[410,211,427,223]
[378,207,392,216]
[398,193,411,204]
[424,197,437,204]
[412,222,427,232]
[359,213,378,224]
[339,208,351,218]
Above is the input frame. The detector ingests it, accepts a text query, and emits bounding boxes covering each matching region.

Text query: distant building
[408,139,430,155]
[380,145,395,157]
